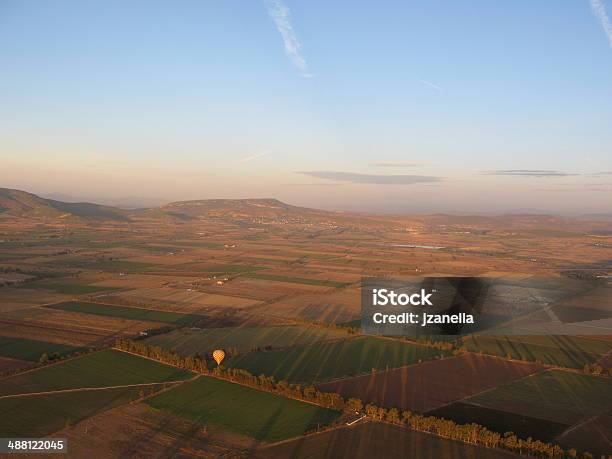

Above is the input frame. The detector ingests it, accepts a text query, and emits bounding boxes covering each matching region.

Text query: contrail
[265,0,313,77]
[418,79,442,91]
[237,152,271,163]
[590,0,612,48]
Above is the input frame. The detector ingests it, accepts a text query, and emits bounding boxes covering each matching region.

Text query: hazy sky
[1,0,611,214]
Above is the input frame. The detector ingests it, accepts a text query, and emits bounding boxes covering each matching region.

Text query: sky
[1,0,611,214]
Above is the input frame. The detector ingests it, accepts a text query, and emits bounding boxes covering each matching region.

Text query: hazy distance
[1,1,611,214]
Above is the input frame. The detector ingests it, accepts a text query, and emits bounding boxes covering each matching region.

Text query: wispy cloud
[298,171,441,185]
[538,187,612,192]
[284,182,345,187]
[237,152,271,163]
[418,79,442,91]
[265,0,313,77]
[590,0,612,48]
[481,169,579,177]
[370,162,422,168]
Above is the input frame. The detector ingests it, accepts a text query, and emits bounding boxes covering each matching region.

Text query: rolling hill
[0,188,130,221]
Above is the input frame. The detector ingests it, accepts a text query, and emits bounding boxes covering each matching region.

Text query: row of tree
[114,338,593,458]
[0,348,94,379]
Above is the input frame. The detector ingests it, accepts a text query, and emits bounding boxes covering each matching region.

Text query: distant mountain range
[0,188,322,222]
[1,187,611,230]
[0,188,131,221]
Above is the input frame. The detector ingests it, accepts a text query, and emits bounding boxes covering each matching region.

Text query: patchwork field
[428,402,569,442]
[196,277,321,301]
[0,356,32,374]
[146,376,341,442]
[242,272,350,288]
[1,197,611,457]
[56,403,239,459]
[463,370,612,425]
[114,286,261,311]
[145,324,350,356]
[17,278,122,295]
[0,349,193,396]
[317,354,543,412]
[0,385,158,437]
[555,413,612,458]
[0,314,151,347]
[0,288,71,312]
[462,335,611,369]
[47,301,203,325]
[227,337,448,384]
[0,336,80,362]
[251,287,362,324]
[256,422,518,459]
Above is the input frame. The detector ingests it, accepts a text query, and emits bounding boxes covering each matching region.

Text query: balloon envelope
[212,349,225,365]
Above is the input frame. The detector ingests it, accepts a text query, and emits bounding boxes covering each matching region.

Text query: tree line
[114,338,597,459]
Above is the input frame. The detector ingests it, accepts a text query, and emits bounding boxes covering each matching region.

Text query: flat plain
[0,349,193,396]
[227,336,449,384]
[463,369,612,425]
[1,191,611,457]
[144,324,350,356]
[146,376,341,442]
[317,353,544,412]
[255,422,519,459]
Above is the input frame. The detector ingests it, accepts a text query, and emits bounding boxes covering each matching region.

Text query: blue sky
[0,0,611,213]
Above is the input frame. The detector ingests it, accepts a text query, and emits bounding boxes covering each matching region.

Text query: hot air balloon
[212,349,225,366]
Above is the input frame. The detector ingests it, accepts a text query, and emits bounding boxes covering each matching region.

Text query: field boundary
[0,377,196,400]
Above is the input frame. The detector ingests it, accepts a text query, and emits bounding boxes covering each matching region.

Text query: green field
[48,258,155,271]
[146,376,340,442]
[18,280,121,295]
[145,325,349,356]
[462,335,611,369]
[172,263,264,273]
[227,337,448,384]
[0,336,80,362]
[0,386,153,437]
[256,421,515,459]
[465,369,612,425]
[0,349,193,396]
[47,301,202,324]
[242,272,349,288]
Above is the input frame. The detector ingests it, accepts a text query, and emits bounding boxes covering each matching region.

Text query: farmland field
[555,414,612,458]
[428,402,569,442]
[0,311,159,346]
[146,376,341,442]
[255,422,518,459]
[242,272,350,288]
[464,369,612,425]
[18,279,121,295]
[145,324,350,356]
[56,403,232,459]
[115,287,260,310]
[0,356,32,374]
[0,386,157,437]
[1,190,612,457]
[47,301,202,324]
[47,258,156,271]
[461,335,611,369]
[227,337,448,384]
[0,336,80,361]
[317,354,543,412]
[0,349,193,396]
